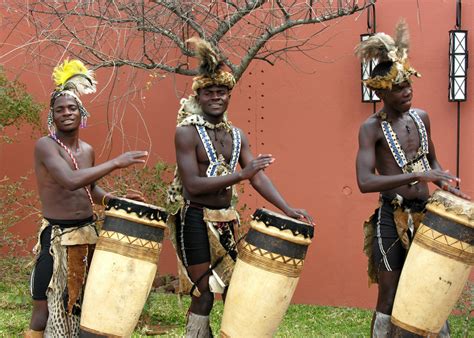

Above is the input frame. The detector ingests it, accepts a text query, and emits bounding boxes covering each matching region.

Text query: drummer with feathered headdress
[166,38,313,337]
[26,60,148,337]
[355,20,470,337]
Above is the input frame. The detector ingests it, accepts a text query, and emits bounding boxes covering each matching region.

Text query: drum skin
[79,198,167,337]
[221,209,313,338]
[392,190,473,336]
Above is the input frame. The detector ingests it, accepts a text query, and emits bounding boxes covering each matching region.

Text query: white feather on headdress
[355,19,410,63]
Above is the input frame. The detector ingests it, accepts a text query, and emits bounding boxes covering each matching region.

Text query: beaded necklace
[50,135,94,206]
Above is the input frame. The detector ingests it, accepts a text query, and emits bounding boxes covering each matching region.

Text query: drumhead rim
[252,208,314,239]
[109,197,166,212]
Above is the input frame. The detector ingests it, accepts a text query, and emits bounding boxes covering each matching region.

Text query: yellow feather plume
[52,59,97,95]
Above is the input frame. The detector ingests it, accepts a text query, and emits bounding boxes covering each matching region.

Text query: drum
[392,190,473,336]
[79,198,167,337]
[220,209,314,337]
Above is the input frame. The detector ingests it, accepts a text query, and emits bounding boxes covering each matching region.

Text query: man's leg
[187,262,214,315]
[27,227,53,337]
[185,262,213,338]
[372,270,401,338]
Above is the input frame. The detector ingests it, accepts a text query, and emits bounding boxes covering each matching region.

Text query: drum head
[252,208,314,239]
[428,190,473,227]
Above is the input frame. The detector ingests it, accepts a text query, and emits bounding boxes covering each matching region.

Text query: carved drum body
[392,190,473,336]
[80,198,167,337]
[220,209,314,338]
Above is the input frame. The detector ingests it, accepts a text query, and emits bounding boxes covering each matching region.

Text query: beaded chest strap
[380,110,431,174]
[196,125,241,177]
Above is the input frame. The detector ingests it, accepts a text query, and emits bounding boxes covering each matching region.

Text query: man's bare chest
[58,147,93,169]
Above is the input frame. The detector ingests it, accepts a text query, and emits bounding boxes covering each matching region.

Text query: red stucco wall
[1,1,472,309]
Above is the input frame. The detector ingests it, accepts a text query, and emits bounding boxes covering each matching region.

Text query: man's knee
[29,300,48,331]
[191,289,214,315]
[194,289,214,306]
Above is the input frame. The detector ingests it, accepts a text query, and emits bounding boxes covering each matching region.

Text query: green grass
[1,258,472,337]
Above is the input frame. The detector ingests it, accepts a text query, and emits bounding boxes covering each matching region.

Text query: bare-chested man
[166,38,313,337]
[355,21,469,338]
[26,60,147,338]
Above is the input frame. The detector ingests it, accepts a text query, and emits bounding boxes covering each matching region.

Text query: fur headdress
[48,59,97,136]
[187,37,235,92]
[355,19,420,90]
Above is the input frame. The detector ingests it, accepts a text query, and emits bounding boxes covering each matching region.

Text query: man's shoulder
[410,108,430,125]
[79,139,93,152]
[35,136,54,149]
[175,125,199,144]
[360,114,380,129]
[231,125,243,134]
[176,125,197,133]
[411,108,428,118]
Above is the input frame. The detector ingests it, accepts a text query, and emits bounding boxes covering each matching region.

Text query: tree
[2,0,375,82]
[0,67,43,138]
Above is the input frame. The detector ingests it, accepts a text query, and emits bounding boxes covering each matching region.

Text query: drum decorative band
[96,231,162,264]
[414,222,473,265]
[98,198,168,263]
[239,209,313,277]
[238,240,305,277]
[105,198,168,227]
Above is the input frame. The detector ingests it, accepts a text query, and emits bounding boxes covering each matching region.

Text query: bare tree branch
[1,0,375,82]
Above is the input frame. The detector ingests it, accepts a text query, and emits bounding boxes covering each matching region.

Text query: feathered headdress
[48,59,97,137]
[355,19,420,90]
[187,37,235,92]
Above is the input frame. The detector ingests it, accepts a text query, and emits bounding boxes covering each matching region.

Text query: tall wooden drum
[79,198,167,337]
[220,209,314,338]
[391,190,473,336]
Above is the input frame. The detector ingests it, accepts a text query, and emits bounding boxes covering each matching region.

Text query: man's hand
[440,182,471,200]
[125,190,147,203]
[113,151,148,169]
[417,169,459,184]
[239,154,274,180]
[284,207,315,226]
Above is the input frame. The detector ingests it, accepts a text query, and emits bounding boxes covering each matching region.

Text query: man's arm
[35,137,147,191]
[356,118,461,194]
[238,131,313,223]
[176,126,272,195]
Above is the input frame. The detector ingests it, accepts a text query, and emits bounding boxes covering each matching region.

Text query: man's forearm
[358,172,419,193]
[251,174,291,213]
[183,172,243,196]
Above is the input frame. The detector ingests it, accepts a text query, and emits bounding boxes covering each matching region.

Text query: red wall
[1,1,472,309]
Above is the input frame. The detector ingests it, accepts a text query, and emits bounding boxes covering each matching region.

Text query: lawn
[1,257,471,337]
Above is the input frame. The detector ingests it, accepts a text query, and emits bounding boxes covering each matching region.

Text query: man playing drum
[26,60,148,337]
[167,38,313,337]
[355,20,470,337]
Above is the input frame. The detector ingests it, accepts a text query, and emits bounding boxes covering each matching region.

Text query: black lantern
[360,4,380,104]
[360,33,380,103]
[448,29,468,102]
[449,0,469,187]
